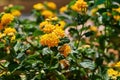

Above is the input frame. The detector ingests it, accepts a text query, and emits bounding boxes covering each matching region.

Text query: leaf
[80,60,95,70]
[14,41,21,52]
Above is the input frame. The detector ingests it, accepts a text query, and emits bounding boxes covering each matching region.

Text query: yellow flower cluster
[59,44,71,57]
[41,10,55,18]
[113,15,120,21]
[107,61,120,80]
[11,10,21,17]
[1,13,14,26]
[0,27,16,41]
[46,2,57,10]
[40,33,59,48]
[40,17,66,48]
[113,7,120,13]
[71,0,88,13]
[33,3,44,10]
[59,6,67,13]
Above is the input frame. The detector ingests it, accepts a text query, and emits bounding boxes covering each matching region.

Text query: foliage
[0,0,120,80]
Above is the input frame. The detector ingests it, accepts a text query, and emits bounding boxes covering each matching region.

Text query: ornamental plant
[0,0,120,80]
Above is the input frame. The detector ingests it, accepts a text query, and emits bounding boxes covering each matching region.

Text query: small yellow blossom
[11,35,16,41]
[53,28,65,38]
[11,10,21,17]
[113,7,120,13]
[90,26,98,32]
[40,33,59,47]
[90,8,98,16]
[42,24,55,33]
[1,13,14,25]
[41,10,55,18]
[33,3,44,10]
[46,2,57,10]
[39,21,49,30]
[0,33,6,38]
[59,44,71,57]
[113,15,120,21]
[115,61,120,67]
[71,0,88,13]
[107,68,118,80]
[4,27,16,35]
[60,6,67,13]
[58,21,66,29]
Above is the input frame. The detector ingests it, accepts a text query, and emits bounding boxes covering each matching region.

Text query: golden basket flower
[46,2,57,10]
[59,44,71,57]
[60,6,67,13]
[1,13,14,25]
[71,0,88,13]
[107,68,119,80]
[59,59,69,69]
[113,15,120,21]
[4,27,16,36]
[11,10,21,17]
[90,26,98,32]
[40,33,59,47]
[53,28,65,38]
[33,3,44,10]
[41,10,55,18]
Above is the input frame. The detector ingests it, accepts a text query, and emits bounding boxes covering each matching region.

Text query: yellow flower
[90,8,98,16]
[90,26,98,32]
[53,28,65,38]
[11,35,16,41]
[11,10,21,17]
[33,3,44,10]
[40,33,59,47]
[71,0,88,13]
[1,13,14,25]
[0,33,6,38]
[58,21,66,29]
[113,15,120,21]
[113,7,120,13]
[107,68,118,80]
[41,10,55,18]
[4,27,16,35]
[115,61,120,67]
[43,24,55,33]
[39,21,55,33]
[46,2,57,10]
[60,6,67,13]
[59,44,71,57]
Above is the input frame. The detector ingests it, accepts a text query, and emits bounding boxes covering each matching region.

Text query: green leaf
[80,60,95,70]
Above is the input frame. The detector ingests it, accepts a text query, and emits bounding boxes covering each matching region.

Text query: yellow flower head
[71,0,88,13]
[33,3,44,10]
[11,10,21,17]
[53,28,65,38]
[60,6,67,13]
[0,33,6,39]
[1,13,14,25]
[107,68,118,80]
[39,21,55,33]
[112,7,120,13]
[115,61,120,67]
[90,26,98,32]
[46,2,57,10]
[4,27,16,36]
[113,15,120,21]
[41,10,55,18]
[40,33,59,47]
[59,44,71,57]
[58,21,66,29]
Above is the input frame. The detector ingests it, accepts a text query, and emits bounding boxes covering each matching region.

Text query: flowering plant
[0,0,120,80]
